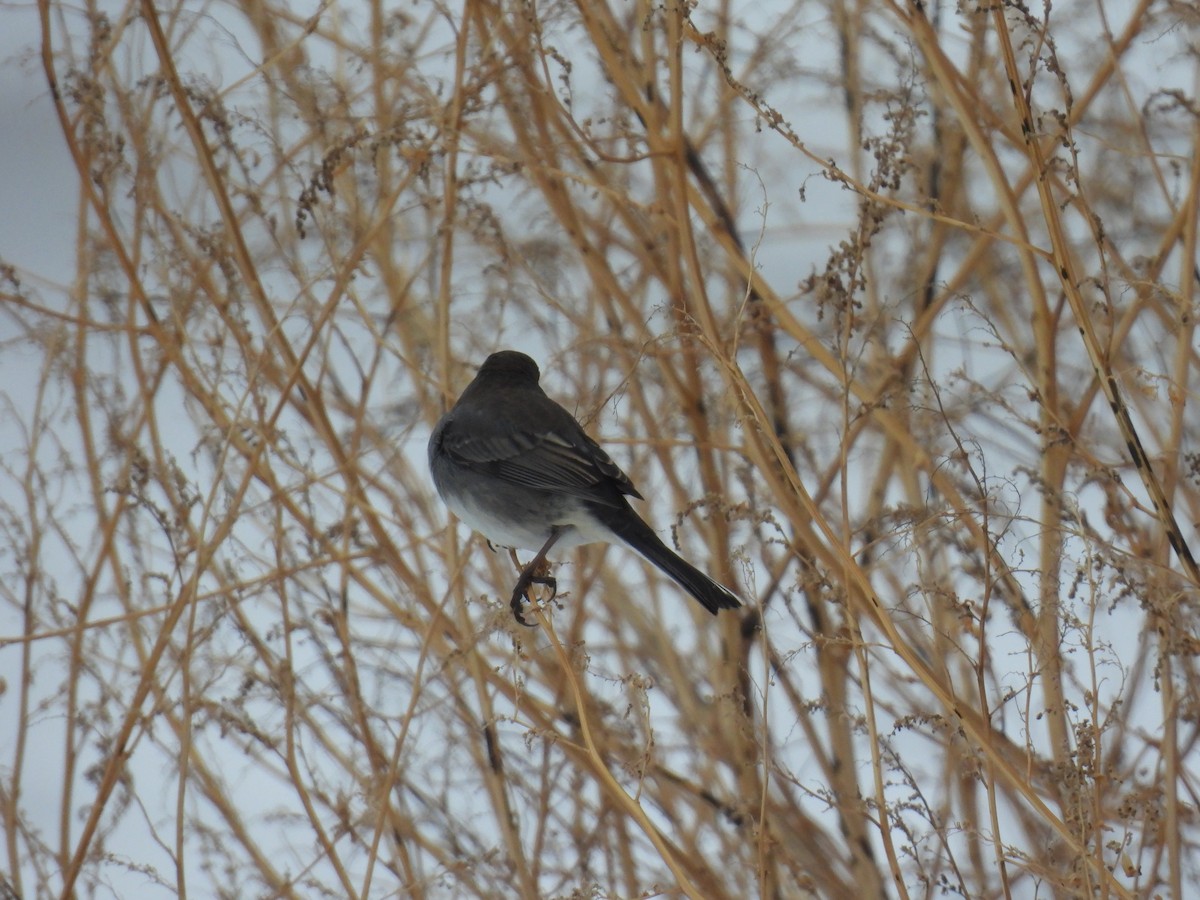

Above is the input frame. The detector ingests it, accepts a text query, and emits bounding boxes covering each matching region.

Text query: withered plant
[2,1,1198,897]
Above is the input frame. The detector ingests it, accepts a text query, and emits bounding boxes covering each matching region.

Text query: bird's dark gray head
[478,350,540,383]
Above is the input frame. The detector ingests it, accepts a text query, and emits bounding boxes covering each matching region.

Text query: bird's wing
[438,412,643,505]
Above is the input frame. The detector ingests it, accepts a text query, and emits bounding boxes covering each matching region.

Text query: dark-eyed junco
[428,350,741,623]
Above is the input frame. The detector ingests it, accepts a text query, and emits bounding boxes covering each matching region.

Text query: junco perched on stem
[428,350,742,624]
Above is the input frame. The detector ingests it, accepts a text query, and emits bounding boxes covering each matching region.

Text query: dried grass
[2,0,1198,897]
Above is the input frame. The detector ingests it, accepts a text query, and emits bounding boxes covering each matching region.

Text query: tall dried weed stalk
[2,0,1199,897]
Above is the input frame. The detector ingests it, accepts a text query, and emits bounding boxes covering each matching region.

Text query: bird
[428,350,742,624]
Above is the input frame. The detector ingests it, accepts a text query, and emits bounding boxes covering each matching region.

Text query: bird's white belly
[441,487,614,552]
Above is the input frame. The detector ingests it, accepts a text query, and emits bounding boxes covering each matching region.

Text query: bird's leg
[510,528,564,627]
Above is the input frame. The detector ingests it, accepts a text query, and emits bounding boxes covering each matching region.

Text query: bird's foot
[510,564,557,628]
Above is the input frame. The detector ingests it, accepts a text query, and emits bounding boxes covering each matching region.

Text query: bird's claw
[510,570,557,627]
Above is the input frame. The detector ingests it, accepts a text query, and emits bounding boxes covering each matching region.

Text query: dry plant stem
[853,639,907,900]
[752,622,774,893]
[933,357,1015,896]
[898,4,1078,762]
[463,707,538,897]
[696,4,1188,860]
[701,0,1196,593]
[641,15,769,888]
[37,7,206,890]
[435,8,470,390]
[988,4,1199,586]
[690,173,1045,646]
[1162,85,1200,544]
[45,3,356,886]
[834,20,898,881]
[152,678,296,896]
[720,354,1133,898]
[157,11,415,883]
[283,601,360,897]
[56,385,274,898]
[49,35,165,892]
[987,13,1199,877]
[362,596,446,900]
[529,605,709,900]
[1154,85,1200,900]
[834,134,902,898]
[9,0,1194,895]
[175,528,199,898]
[6,362,58,900]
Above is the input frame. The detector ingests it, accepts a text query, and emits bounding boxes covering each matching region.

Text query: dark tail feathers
[593,503,741,615]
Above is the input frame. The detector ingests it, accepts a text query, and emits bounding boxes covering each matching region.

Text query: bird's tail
[594,504,741,615]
